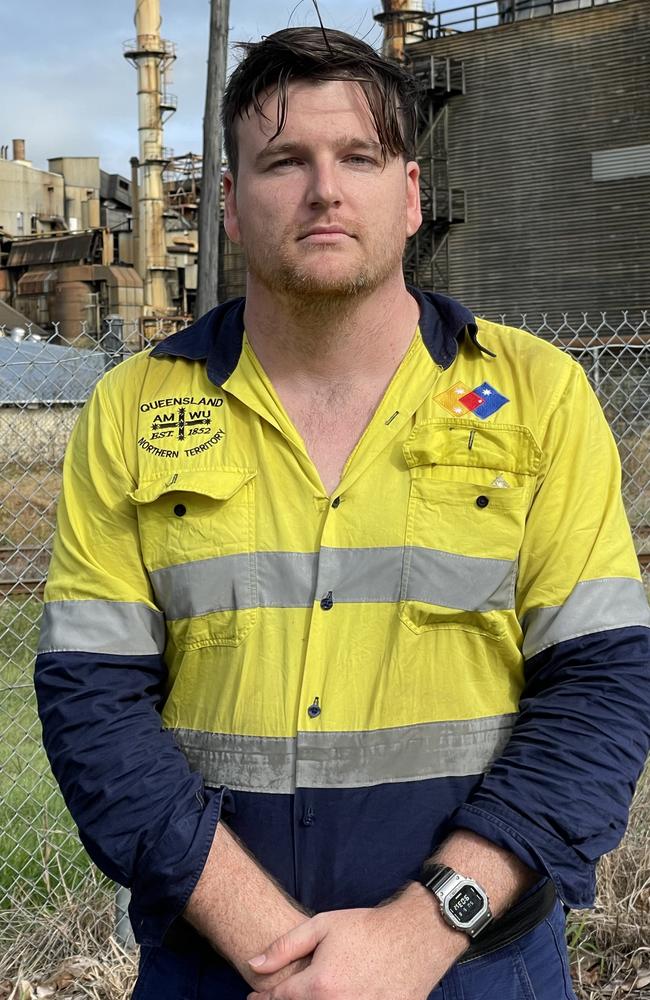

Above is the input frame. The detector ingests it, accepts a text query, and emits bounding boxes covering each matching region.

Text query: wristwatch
[419,863,493,939]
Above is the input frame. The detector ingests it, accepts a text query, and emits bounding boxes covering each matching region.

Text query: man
[36,26,650,1000]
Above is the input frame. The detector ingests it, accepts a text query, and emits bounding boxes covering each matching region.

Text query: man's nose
[306,160,343,209]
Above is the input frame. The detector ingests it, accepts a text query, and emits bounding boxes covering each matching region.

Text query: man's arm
[449,360,650,905]
[35,370,306,982]
[185,823,311,989]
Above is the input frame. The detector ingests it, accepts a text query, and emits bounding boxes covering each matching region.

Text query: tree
[197,0,230,318]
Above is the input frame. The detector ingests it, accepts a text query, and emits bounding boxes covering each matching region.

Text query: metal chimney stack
[124,0,176,315]
[12,139,26,162]
[375,0,429,61]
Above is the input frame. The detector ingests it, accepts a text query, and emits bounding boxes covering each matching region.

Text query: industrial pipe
[124,0,172,314]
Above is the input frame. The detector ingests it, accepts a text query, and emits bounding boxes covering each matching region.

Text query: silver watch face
[446,883,487,926]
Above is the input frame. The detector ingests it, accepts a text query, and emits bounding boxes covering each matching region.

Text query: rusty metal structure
[163,152,202,225]
[123,0,176,315]
[374,2,466,293]
[6,231,143,344]
[374,0,431,61]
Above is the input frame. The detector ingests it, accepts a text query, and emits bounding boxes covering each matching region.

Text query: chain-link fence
[0,311,648,973]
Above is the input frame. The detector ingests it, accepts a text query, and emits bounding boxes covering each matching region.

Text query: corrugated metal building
[408,0,649,316]
[0,337,107,465]
[0,338,105,406]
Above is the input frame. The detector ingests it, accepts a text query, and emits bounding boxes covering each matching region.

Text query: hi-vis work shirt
[36,290,650,956]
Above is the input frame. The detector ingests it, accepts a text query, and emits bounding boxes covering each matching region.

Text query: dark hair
[222,26,418,177]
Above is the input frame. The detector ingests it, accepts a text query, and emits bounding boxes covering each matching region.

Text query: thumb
[248,917,322,974]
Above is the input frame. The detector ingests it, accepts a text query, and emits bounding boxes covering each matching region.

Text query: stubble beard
[242,223,407,318]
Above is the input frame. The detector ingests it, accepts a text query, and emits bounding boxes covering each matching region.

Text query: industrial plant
[216,0,650,320]
[381,0,649,318]
[0,0,200,345]
[0,0,647,345]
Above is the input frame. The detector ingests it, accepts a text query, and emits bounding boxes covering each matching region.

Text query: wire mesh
[0,310,648,966]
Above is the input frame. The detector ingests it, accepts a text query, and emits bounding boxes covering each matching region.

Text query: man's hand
[245,883,466,1000]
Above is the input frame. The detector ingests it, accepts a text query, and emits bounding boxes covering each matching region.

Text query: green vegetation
[0,595,95,909]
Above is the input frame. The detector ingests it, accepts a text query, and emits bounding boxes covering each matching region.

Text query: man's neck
[242,276,421,392]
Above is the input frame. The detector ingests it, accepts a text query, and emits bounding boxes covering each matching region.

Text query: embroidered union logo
[433,380,509,420]
[137,395,226,459]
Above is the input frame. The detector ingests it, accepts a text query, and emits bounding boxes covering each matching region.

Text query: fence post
[593,345,601,395]
[102,314,124,370]
[115,885,136,950]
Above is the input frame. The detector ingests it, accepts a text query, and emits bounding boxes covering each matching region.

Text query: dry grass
[0,465,61,547]
[569,766,650,998]
[0,873,137,1000]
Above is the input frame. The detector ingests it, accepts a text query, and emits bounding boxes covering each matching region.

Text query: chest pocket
[128,467,257,648]
[400,420,540,639]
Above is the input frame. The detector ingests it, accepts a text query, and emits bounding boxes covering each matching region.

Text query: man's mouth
[298,226,355,243]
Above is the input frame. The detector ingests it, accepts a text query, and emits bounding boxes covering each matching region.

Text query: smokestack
[124,0,174,315]
[12,139,26,162]
[376,0,427,61]
[130,155,140,269]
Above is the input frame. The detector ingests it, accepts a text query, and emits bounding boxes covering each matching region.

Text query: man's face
[223,79,422,300]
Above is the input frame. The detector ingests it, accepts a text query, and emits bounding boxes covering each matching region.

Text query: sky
[1,0,465,177]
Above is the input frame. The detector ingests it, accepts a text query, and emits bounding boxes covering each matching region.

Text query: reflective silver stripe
[319,547,402,603]
[172,714,516,794]
[404,547,515,611]
[258,551,319,607]
[324,547,515,610]
[152,547,516,621]
[38,599,165,655]
[151,552,259,620]
[175,729,296,794]
[522,577,650,660]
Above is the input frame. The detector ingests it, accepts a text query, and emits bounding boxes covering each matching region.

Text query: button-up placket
[222,325,446,900]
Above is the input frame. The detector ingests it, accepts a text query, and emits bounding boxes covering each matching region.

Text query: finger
[247,965,313,1000]
[248,917,322,974]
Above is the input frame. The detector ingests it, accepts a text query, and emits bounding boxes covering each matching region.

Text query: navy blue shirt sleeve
[35,650,228,946]
[451,626,650,907]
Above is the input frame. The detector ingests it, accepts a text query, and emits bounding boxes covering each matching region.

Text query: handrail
[425,0,613,37]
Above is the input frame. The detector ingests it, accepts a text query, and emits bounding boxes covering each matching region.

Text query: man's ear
[405,160,422,239]
[223,171,241,244]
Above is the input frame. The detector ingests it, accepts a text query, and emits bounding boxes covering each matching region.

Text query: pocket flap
[128,468,256,505]
[403,419,541,476]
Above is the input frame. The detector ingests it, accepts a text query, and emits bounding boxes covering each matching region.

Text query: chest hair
[283,383,381,493]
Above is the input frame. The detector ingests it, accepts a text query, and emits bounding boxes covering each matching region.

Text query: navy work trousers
[132,901,578,1000]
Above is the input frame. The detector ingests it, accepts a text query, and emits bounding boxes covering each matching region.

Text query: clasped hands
[245,883,464,1000]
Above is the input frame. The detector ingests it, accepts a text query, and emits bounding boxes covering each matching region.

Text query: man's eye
[271,158,300,168]
[346,155,376,166]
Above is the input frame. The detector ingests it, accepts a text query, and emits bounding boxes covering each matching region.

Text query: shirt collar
[150,287,484,384]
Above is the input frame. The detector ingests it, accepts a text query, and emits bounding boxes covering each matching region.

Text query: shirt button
[174,503,187,517]
[320,591,334,611]
[476,495,489,509]
[331,496,341,509]
[308,697,321,719]
[302,806,316,826]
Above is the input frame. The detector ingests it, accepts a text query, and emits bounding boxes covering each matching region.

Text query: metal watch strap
[423,863,456,894]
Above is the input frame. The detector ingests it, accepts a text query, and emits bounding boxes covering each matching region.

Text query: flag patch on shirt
[434,381,509,420]
[432,381,472,416]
